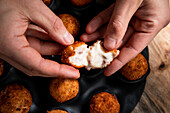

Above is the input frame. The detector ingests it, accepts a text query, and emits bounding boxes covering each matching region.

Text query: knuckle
[125,44,139,54]
[28,59,45,75]
[112,18,123,36]
[137,19,159,33]
[27,67,39,75]
[52,16,63,32]
[145,19,158,30]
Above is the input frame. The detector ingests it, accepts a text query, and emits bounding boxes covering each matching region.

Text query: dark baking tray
[0,0,150,113]
[0,47,150,113]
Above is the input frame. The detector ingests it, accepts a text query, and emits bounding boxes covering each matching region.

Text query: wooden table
[132,23,170,113]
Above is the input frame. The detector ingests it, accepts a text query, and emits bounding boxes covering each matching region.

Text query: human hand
[0,0,80,78]
[81,0,170,76]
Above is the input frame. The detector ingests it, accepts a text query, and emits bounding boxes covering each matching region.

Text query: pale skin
[0,0,169,78]
[81,0,170,76]
[0,0,80,78]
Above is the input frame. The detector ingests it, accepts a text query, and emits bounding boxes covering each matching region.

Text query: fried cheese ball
[42,0,51,6]
[58,14,80,37]
[61,40,119,70]
[0,59,4,76]
[120,53,148,80]
[90,92,120,113]
[0,84,32,113]
[70,0,94,6]
[47,109,68,113]
[49,78,79,103]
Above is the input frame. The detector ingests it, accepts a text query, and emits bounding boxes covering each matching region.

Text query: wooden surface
[132,23,170,113]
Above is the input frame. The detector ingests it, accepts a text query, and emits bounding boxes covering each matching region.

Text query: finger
[86,4,114,34]
[26,24,52,41]
[104,32,154,76]
[131,17,158,33]
[2,54,79,78]
[117,25,134,49]
[80,25,107,42]
[104,0,143,50]
[25,0,74,45]
[27,37,63,55]
[4,36,80,78]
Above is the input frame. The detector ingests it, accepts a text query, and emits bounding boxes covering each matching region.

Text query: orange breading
[90,92,120,113]
[47,109,68,113]
[120,53,148,80]
[42,0,51,6]
[70,0,94,6]
[58,14,80,37]
[49,78,79,103]
[0,84,32,113]
[61,41,87,68]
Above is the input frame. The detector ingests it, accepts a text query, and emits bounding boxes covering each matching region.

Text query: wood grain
[132,23,170,113]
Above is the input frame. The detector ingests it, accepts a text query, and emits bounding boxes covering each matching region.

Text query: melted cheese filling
[69,44,89,67]
[69,41,119,69]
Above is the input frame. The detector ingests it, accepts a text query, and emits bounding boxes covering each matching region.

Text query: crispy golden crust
[49,78,79,103]
[42,0,51,6]
[120,53,148,80]
[0,84,32,113]
[70,0,93,6]
[90,92,120,113]
[0,59,4,76]
[61,41,86,68]
[58,14,80,37]
[47,109,68,113]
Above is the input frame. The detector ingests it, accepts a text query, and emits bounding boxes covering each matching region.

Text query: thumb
[104,0,143,50]
[25,0,74,45]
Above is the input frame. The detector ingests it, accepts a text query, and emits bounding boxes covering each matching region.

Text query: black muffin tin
[0,0,150,113]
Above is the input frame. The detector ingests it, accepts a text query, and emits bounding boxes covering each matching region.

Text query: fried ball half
[90,92,120,113]
[120,53,148,80]
[58,14,80,37]
[61,41,89,68]
[61,40,119,69]
[86,40,119,70]
[49,78,79,103]
[0,84,32,113]
[42,0,51,6]
[0,59,4,76]
[70,0,94,6]
[47,109,68,113]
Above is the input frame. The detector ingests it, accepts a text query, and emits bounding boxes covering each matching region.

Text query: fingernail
[64,31,74,44]
[73,72,80,78]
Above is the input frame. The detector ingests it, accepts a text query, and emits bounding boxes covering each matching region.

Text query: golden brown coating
[70,0,94,6]
[0,84,32,113]
[0,59,4,76]
[42,0,51,6]
[61,41,86,68]
[58,14,80,37]
[90,92,120,113]
[47,109,68,113]
[120,53,148,80]
[49,78,79,103]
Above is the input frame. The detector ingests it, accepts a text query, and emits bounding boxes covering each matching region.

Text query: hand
[0,0,80,78]
[81,0,170,76]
